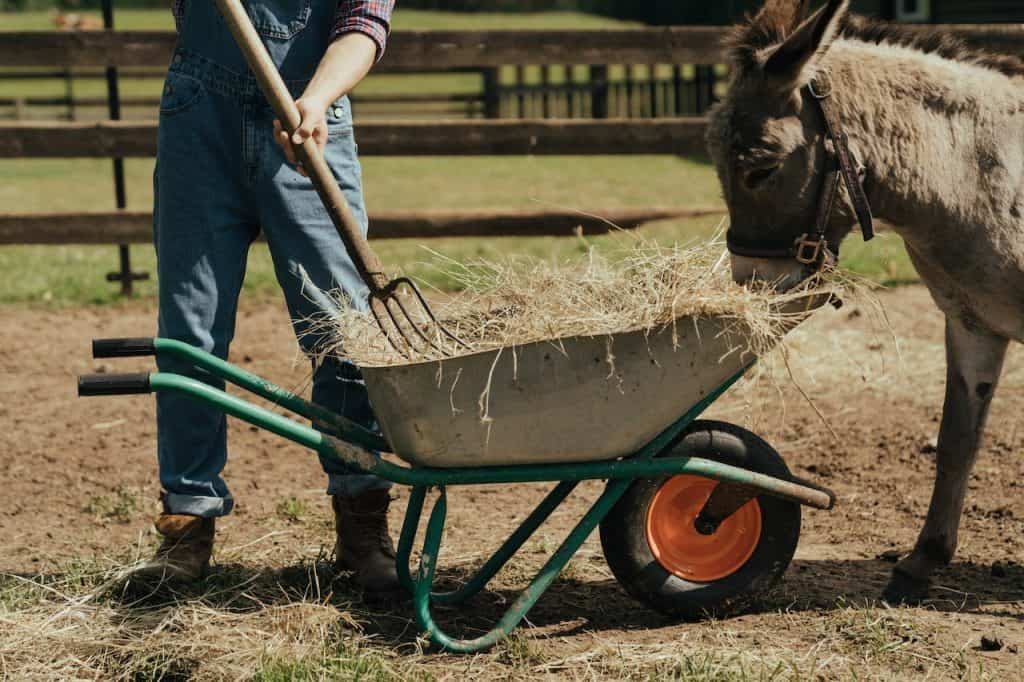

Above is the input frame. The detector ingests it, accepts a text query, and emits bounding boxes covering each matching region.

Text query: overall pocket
[247,0,312,40]
[159,71,205,117]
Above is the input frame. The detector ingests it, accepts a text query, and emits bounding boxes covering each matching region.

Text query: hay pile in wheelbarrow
[304,238,861,468]
[317,238,847,368]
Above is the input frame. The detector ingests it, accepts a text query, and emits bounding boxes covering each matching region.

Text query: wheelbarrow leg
[397,481,579,606]
[411,479,632,653]
[396,485,429,594]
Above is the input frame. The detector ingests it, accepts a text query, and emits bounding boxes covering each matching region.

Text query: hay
[313,237,854,368]
[0,561,416,681]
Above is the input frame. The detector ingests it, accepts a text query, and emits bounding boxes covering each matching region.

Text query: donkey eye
[743,165,779,190]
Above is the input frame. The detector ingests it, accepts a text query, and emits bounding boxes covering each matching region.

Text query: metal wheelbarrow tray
[78,307,835,654]
[364,314,760,468]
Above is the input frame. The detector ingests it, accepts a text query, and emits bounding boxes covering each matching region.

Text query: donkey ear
[762,0,848,86]
[753,0,806,32]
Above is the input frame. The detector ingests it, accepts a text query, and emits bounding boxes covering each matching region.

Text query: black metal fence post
[589,64,609,119]
[63,66,75,121]
[482,67,501,119]
[695,64,716,114]
[101,0,149,296]
[672,64,684,116]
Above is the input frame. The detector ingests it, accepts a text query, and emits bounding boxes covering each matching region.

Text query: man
[138,0,399,594]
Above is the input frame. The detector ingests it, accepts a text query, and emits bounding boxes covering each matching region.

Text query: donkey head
[707,0,856,290]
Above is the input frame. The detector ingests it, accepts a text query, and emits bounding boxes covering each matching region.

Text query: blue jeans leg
[153,191,259,518]
[257,98,390,499]
[154,85,259,518]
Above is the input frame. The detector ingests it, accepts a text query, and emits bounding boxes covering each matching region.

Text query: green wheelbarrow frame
[79,337,834,653]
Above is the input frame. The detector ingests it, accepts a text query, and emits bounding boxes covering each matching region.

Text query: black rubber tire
[600,420,801,620]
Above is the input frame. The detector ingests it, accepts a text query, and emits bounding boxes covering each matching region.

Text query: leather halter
[726,73,875,273]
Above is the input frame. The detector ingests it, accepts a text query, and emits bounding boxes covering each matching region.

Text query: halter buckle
[793,234,828,266]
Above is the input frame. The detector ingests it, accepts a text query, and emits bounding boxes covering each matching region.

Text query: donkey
[707,0,1024,603]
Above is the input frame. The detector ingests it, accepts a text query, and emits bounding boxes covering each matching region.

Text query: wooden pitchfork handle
[214,0,389,293]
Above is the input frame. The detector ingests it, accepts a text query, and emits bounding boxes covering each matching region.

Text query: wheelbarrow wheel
[599,420,800,620]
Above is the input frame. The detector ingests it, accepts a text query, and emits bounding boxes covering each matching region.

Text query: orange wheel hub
[646,475,762,583]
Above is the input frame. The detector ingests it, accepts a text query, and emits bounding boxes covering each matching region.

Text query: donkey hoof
[882,569,930,605]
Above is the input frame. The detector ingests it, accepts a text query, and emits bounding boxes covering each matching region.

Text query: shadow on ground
[20,556,1015,648]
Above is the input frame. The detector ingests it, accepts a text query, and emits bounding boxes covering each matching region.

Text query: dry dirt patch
[0,285,1021,680]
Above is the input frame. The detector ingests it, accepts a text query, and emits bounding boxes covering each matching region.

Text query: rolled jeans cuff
[163,492,234,518]
[326,474,392,498]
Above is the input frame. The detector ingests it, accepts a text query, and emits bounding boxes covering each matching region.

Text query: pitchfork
[215,0,465,358]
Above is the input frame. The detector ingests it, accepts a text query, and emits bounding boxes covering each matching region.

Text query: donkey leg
[883,316,1008,604]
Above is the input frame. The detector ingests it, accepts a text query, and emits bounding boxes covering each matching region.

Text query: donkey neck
[819,40,1024,240]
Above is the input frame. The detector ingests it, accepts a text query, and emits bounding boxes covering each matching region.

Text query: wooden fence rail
[0,207,722,244]
[0,29,723,69]
[2,25,1021,69]
[0,118,711,158]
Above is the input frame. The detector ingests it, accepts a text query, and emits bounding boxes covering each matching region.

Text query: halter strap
[812,73,875,241]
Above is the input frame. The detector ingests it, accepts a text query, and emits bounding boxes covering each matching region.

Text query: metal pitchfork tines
[215,0,465,358]
[368,276,468,359]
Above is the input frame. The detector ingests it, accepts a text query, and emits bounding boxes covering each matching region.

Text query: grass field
[0,7,918,306]
[0,153,916,306]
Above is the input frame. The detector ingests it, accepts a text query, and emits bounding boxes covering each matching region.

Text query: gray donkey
[707,0,1024,603]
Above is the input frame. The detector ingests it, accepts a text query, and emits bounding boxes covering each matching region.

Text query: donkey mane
[839,15,1024,78]
[728,10,1024,79]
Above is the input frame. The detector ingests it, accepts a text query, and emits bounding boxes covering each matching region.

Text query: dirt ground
[1,284,1023,680]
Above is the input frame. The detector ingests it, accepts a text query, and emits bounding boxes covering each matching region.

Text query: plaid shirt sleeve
[331,0,396,60]
[171,1,395,60]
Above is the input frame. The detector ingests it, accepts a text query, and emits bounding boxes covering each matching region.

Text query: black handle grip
[78,373,152,397]
[92,338,156,359]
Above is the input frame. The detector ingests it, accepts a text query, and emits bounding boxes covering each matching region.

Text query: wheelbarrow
[77,310,834,653]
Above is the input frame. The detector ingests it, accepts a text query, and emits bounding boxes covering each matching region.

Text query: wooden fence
[2,25,1024,246]
[0,27,737,250]
[0,29,732,122]
[0,118,709,157]
[0,207,722,245]
[0,67,715,122]
[4,25,1021,69]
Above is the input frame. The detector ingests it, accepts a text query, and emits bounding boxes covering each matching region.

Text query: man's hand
[271,32,377,178]
[273,96,329,177]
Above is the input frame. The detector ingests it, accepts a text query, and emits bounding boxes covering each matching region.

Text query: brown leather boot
[333,489,401,594]
[131,514,215,583]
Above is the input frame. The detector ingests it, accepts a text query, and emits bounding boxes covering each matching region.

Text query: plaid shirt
[172,1,395,58]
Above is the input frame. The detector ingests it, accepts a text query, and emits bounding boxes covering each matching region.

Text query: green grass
[839,232,918,287]
[0,154,914,308]
[84,487,142,522]
[276,496,308,524]
[0,154,736,305]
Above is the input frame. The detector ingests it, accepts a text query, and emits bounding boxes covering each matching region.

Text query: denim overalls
[155,0,388,517]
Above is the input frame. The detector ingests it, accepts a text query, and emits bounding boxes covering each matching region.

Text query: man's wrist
[298,88,333,110]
